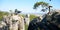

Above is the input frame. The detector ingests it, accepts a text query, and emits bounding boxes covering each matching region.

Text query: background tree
[33,1,49,12]
[33,1,53,14]
[15,9,18,13]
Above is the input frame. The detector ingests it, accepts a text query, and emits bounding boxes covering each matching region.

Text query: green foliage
[0,11,9,21]
[30,14,37,21]
[25,24,28,30]
[33,1,49,9]
[20,14,37,21]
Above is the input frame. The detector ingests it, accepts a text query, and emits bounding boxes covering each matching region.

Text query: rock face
[0,14,25,30]
[28,12,60,30]
[0,21,7,30]
[24,14,30,26]
[28,17,41,30]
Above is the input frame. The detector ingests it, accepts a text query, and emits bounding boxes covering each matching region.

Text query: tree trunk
[48,7,50,14]
[48,6,52,14]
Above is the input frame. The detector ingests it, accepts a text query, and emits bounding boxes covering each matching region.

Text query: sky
[0,0,60,14]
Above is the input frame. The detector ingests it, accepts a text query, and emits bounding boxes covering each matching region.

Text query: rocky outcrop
[28,11,60,30]
[0,14,25,30]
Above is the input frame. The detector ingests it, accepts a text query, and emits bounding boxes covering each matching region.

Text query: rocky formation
[28,11,60,30]
[0,14,25,30]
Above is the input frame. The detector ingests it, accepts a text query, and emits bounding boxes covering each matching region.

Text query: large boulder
[2,14,25,30]
[28,11,60,30]
[28,17,41,30]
